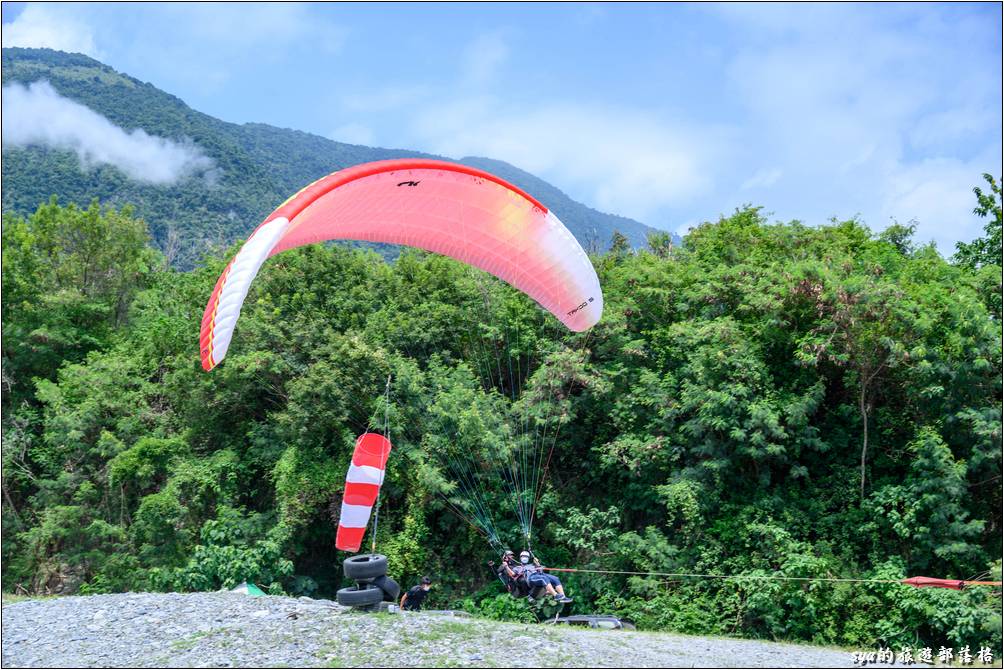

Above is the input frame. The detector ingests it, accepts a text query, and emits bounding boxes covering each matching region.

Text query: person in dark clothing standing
[400,576,433,611]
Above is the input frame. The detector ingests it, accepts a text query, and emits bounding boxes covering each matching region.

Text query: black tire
[336,584,384,608]
[371,575,400,601]
[343,554,388,581]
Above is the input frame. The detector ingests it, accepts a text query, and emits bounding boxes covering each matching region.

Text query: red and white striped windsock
[335,432,392,552]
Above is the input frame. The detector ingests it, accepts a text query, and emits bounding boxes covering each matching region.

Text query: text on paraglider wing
[566,296,595,317]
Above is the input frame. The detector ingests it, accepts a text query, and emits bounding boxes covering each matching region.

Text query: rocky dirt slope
[2,592,866,667]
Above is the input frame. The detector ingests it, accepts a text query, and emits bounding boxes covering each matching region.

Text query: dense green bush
[2,182,1000,651]
[463,593,537,624]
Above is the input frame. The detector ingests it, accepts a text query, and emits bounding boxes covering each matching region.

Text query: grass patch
[1,592,59,605]
[413,619,480,643]
[318,646,372,668]
[317,633,382,668]
[170,630,212,651]
[437,620,476,635]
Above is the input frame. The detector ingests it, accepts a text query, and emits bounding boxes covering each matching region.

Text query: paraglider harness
[489,551,547,601]
[491,556,525,597]
[488,550,568,623]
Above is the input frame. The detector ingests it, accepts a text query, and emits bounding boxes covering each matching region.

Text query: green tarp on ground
[230,581,266,596]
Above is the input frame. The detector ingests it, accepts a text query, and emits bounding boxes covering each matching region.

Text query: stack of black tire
[336,554,400,610]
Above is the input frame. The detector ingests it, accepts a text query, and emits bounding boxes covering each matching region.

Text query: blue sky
[2,2,1001,252]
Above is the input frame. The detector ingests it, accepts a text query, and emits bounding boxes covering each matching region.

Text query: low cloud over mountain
[2,80,215,185]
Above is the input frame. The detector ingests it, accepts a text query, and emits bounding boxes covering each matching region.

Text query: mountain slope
[2,47,667,267]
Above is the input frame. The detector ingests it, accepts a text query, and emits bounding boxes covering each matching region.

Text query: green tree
[954,174,1003,271]
[646,231,674,258]
[609,230,632,257]
[792,262,919,498]
[2,195,999,651]
[2,198,157,411]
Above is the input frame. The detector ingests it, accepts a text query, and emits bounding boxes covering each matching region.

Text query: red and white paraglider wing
[199,158,603,371]
[335,432,392,552]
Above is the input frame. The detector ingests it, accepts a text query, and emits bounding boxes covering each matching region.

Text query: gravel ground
[2,592,870,667]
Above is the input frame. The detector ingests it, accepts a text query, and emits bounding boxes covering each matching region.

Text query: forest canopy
[1,176,1001,650]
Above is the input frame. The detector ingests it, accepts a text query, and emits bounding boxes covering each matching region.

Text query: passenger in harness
[499,550,572,603]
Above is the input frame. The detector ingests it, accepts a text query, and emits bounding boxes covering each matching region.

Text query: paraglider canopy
[198,159,605,553]
[200,159,603,371]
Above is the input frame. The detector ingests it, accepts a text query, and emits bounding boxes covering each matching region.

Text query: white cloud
[572,5,608,27]
[330,123,375,146]
[909,105,999,154]
[412,98,731,221]
[2,80,216,185]
[880,157,991,252]
[340,86,429,113]
[154,3,346,55]
[2,4,346,97]
[714,4,1000,252]
[741,168,782,190]
[463,32,510,85]
[674,219,699,238]
[119,4,345,95]
[1,3,101,57]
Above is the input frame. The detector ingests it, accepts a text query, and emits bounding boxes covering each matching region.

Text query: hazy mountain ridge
[2,47,668,267]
